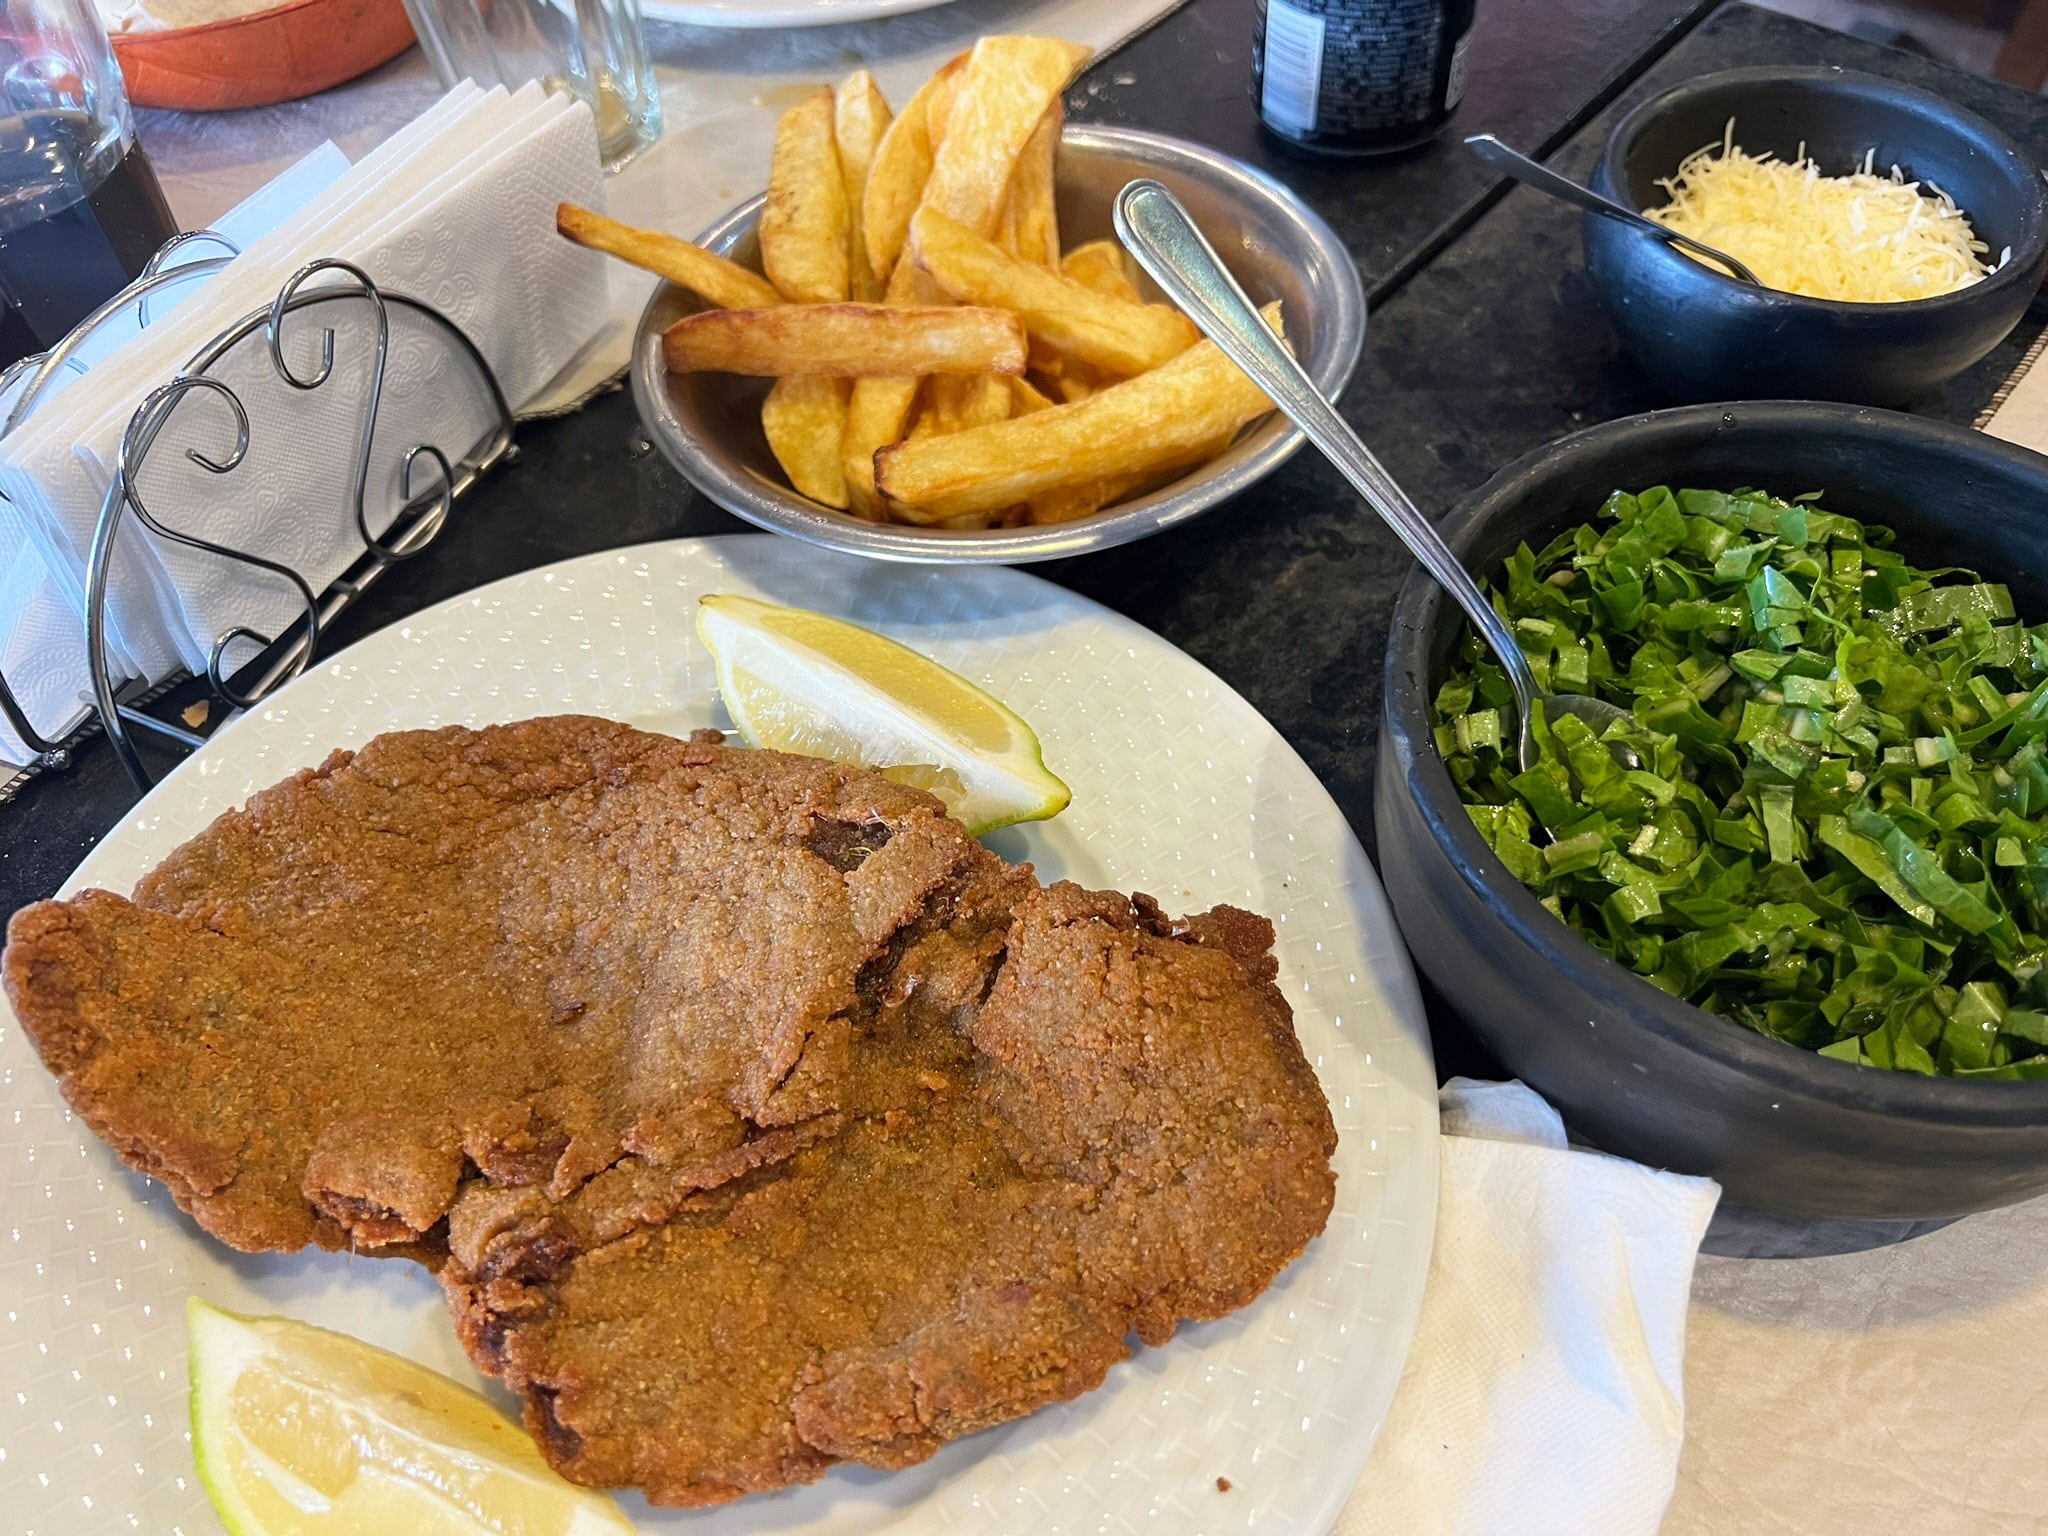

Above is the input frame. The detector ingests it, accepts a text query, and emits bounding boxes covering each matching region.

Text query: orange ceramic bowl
[113,0,417,112]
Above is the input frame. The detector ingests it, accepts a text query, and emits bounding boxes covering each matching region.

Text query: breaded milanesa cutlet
[4,716,1337,1506]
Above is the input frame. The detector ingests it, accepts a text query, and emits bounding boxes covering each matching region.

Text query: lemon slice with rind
[188,1298,632,1536]
[695,593,1070,835]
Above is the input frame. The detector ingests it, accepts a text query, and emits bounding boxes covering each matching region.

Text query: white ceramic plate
[640,0,956,28]
[0,535,1438,1536]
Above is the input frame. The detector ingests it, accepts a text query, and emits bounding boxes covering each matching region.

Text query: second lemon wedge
[188,1298,632,1536]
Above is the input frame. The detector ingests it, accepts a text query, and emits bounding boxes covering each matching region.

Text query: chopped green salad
[1435,485,2048,1078]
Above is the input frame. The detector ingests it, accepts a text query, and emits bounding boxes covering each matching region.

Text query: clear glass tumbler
[400,0,663,171]
[0,0,178,366]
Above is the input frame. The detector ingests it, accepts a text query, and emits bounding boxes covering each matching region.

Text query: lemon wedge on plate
[188,1298,632,1536]
[695,593,1070,835]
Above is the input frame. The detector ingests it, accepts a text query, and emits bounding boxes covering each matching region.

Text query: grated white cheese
[1645,119,2003,303]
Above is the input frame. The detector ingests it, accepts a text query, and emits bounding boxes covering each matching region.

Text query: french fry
[841,259,938,514]
[922,36,1091,237]
[863,56,965,283]
[1009,375,1055,414]
[834,71,893,302]
[998,189,1024,259]
[556,203,781,310]
[760,88,850,304]
[1027,474,1137,525]
[1006,103,1062,268]
[844,378,922,517]
[762,375,852,508]
[874,304,1285,521]
[960,373,1014,428]
[926,64,963,146]
[850,36,1084,512]
[924,372,1012,434]
[1050,361,1097,402]
[911,206,1196,376]
[1062,238,1142,303]
[663,303,1027,377]
[1027,432,1233,524]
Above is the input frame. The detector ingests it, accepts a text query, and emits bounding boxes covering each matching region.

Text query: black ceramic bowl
[1377,401,2048,1221]
[1585,67,2048,407]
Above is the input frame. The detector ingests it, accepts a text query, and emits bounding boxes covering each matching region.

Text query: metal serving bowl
[630,125,1365,563]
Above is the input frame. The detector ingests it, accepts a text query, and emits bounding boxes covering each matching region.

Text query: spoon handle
[1463,133,1647,227]
[1464,133,1760,285]
[1111,178,1538,707]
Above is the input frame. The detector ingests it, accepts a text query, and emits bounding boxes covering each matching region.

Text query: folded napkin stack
[0,83,609,767]
[1343,1079,1720,1536]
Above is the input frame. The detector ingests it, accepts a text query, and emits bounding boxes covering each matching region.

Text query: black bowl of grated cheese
[1585,66,2048,407]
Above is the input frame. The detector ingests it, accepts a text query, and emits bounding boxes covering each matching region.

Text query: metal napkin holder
[0,243,516,794]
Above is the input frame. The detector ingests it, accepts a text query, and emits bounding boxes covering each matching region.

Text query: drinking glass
[400,0,663,171]
[0,0,178,367]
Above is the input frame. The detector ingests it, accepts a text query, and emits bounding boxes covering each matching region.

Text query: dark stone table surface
[9,0,2048,1090]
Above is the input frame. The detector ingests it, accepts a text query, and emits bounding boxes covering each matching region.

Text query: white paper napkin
[0,89,502,758]
[5,85,524,693]
[1339,1079,1720,1536]
[103,90,606,670]
[0,84,611,765]
[0,140,354,762]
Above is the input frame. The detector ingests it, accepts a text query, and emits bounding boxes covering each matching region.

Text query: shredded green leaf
[1435,485,2048,1076]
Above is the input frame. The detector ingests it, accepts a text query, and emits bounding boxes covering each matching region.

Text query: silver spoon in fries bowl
[1112,177,1637,775]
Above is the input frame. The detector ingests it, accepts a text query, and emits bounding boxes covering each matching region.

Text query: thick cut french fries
[756,92,855,488]
[842,258,943,515]
[760,88,850,304]
[1009,374,1055,414]
[911,207,1197,376]
[874,304,1285,521]
[1048,361,1097,402]
[1062,238,1142,303]
[843,375,922,516]
[834,71,893,302]
[924,372,1012,435]
[664,303,1027,377]
[1028,432,1233,523]
[1005,105,1062,268]
[922,37,1090,237]
[863,57,964,283]
[556,203,781,310]
[559,36,1276,533]
[925,64,964,146]
[855,37,1083,513]
[762,375,852,507]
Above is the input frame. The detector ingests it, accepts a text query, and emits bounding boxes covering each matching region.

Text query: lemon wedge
[188,1298,633,1536]
[695,593,1070,835]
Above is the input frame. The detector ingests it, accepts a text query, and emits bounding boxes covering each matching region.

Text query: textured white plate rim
[3,533,1437,1536]
[639,0,956,27]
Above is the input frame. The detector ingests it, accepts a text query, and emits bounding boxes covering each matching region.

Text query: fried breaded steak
[4,716,1337,1506]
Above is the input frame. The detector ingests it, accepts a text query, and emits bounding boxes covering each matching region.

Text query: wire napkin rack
[0,241,516,796]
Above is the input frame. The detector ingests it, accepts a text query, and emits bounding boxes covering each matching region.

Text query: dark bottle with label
[0,0,178,368]
[1253,0,1478,156]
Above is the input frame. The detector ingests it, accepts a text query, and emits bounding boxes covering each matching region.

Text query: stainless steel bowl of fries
[603,39,1363,562]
